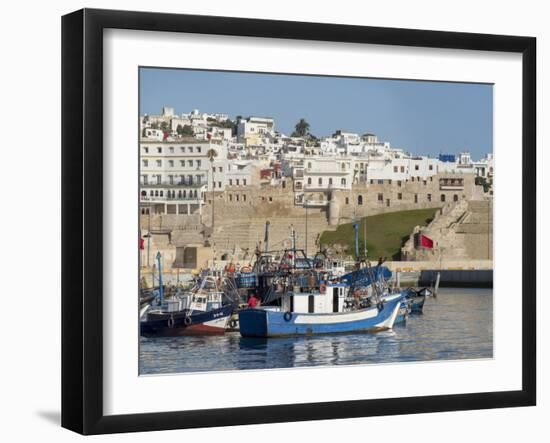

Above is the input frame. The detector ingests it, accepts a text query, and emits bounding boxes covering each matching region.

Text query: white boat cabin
[281,283,348,314]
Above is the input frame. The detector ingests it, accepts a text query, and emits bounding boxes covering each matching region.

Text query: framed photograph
[62,8,536,435]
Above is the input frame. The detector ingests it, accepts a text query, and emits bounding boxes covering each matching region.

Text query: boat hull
[140,304,233,337]
[239,295,403,338]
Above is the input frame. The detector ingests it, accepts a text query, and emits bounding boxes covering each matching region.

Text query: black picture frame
[61,8,536,435]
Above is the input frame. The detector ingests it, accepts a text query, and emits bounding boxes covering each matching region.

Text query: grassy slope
[320,208,439,260]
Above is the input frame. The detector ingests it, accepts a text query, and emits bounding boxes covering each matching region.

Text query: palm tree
[292,118,310,137]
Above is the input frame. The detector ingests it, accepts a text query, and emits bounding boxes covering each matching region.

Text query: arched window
[307,177,312,185]
[154,190,159,197]
[159,191,163,197]
[341,163,346,170]
[453,194,459,202]
[441,194,446,202]
[358,195,363,205]
[318,178,322,185]
[183,190,187,198]
[329,178,333,185]
[141,190,146,197]
[341,178,346,186]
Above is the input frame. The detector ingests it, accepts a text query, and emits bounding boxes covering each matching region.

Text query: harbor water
[139,287,492,375]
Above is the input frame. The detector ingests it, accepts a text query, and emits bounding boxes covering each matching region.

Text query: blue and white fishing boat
[238,279,404,337]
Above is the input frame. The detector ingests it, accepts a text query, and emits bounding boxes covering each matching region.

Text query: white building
[139,139,226,215]
[237,116,275,143]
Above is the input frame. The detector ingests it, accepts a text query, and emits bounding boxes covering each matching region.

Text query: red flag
[163,131,169,140]
[420,234,434,249]
[139,238,145,250]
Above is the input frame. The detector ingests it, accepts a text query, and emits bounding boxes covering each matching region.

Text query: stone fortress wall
[139,172,487,269]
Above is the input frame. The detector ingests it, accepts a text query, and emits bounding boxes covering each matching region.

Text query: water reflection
[140,288,493,375]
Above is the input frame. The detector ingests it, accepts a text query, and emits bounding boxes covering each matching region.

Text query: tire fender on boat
[283,311,293,322]
[184,316,192,326]
[168,316,175,328]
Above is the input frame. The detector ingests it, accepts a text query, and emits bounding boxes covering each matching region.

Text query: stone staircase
[401,199,493,261]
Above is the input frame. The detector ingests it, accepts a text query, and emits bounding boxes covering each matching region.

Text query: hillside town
[139,106,494,270]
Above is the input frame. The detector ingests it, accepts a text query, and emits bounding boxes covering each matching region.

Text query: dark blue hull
[140,304,234,337]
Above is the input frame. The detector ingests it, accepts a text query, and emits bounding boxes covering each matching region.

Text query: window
[400,166,405,173]
[429,165,433,171]
[142,175,148,185]
[188,160,193,167]
[243,195,247,202]
[157,147,162,153]
[393,166,398,173]
[142,159,148,167]
[307,177,312,185]
[377,179,384,184]
[243,179,247,186]
[150,190,154,196]
[318,178,322,185]
[377,193,383,202]
[236,195,240,201]
[143,147,149,153]
[370,179,374,184]
[236,179,240,186]
[218,181,222,188]
[341,178,346,186]
[197,147,201,153]
[358,195,363,205]
[441,194,446,202]
[168,160,174,167]
[169,147,174,153]
[397,180,402,187]
[427,193,432,202]
[411,177,414,182]
[397,193,402,200]
[415,165,419,170]
[341,163,346,171]
[168,175,174,185]
[453,194,459,202]
[159,191,163,197]
[218,167,222,173]
[180,160,185,167]
[229,179,233,186]
[414,194,418,203]
[189,146,193,153]
[345,197,349,205]
[156,175,161,184]
[180,147,185,153]
[196,160,202,168]
[329,178,333,185]
[229,194,232,201]
[307,162,312,169]
[156,160,162,167]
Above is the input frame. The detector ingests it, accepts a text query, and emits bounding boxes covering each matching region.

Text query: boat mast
[156,251,164,305]
[264,220,270,253]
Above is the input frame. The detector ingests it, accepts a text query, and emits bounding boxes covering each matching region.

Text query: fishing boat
[238,272,404,338]
[140,253,238,337]
[140,276,236,336]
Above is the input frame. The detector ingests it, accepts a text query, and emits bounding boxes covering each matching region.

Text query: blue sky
[140,68,493,159]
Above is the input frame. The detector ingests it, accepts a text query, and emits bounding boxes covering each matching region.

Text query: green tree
[291,118,310,137]
[177,124,194,136]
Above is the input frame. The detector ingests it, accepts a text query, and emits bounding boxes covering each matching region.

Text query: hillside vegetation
[320,208,439,260]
